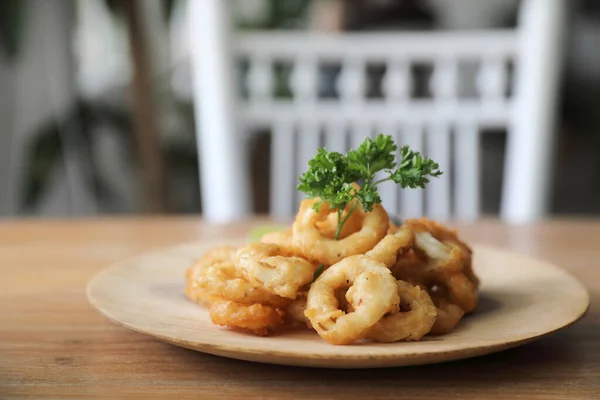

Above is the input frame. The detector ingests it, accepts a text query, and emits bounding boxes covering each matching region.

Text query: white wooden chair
[188,0,566,224]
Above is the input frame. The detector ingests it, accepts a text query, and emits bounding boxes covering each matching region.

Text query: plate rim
[86,242,591,369]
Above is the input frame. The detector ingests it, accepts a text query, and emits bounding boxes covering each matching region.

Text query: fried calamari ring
[193,260,290,308]
[292,199,389,266]
[209,299,284,336]
[185,270,217,305]
[404,218,465,244]
[414,231,466,274]
[366,280,437,342]
[365,227,414,268]
[388,226,478,314]
[462,252,479,288]
[429,294,465,335]
[393,262,478,313]
[260,207,362,250]
[185,246,237,305]
[389,247,425,280]
[314,201,364,240]
[406,218,479,287]
[395,269,478,315]
[304,255,399,345]
[409,230,478,312]
[436,272,478,313]
[235,243,315,299]
[260,228,293,246]
[285,294,312,328]
[311,184,363,240]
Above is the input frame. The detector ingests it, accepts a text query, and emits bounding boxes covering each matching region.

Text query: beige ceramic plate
[87,241,589,369]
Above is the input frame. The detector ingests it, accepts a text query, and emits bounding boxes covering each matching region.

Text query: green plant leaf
[0,0,26,59]
[162,0,177,23]
[311,264,325,283]
[21,125,63,211]
[104,0,123,17]
[105,0,177,23]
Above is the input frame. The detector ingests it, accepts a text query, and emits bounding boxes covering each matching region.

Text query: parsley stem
[372,177,392,186]
[335,200,360,240]
[334,208,343,240]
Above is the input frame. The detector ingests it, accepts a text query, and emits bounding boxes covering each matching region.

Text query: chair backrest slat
[400,124,425,218]
[270,121,296,218]
[425,122,452,220]
[295,121,321,209]
[454,122,481,220]
[323,122,347,154]
[375,122,400,217]
[247,56,273,103]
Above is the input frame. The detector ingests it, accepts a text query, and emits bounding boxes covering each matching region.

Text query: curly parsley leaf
[390,146,442,189]
[346,134,397,180]
[297,134,442,239]
[297,149,359,211]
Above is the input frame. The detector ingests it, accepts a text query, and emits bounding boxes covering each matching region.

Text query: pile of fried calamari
[185,199,479,345]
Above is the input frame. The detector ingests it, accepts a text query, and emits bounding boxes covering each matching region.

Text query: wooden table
[1,217,598,399]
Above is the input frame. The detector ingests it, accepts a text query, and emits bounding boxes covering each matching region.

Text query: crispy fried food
[405,218,479,287]
[304,255,399,345]
[429,294,465,334]
[209,299,284,336]
[414,232,466,274]
[185,246,237,305]
[367,280,437,342]
[260,203,363,249]
[314,201,365,240]
[391,219,479,314]
[395,269,478,314]
[188,212,478,342]
[260,228,294,247]
[292,198,389,267]
[438,272,478,313]
[235,243,316,299]
[193,260,290,308]
[404,218,464,244]
[285,294,311,328]
[411,232,478,313]
[185,271,218,306]
[462,251,479,288]
[365,227,414,268]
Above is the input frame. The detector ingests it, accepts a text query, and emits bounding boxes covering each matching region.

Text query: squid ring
[260,228,297,249]
[192,260,290,308]
[366,280,437,342]
[185,246,237,305]
[430,295,465,335]
[292,199,389,266]
[365,227,414,268]
[437,272,478,313]
[406,218,479,287]
[304,255,399,345]
[405,230,478,313]
[314,201,365,240]
[285,294,311,328]
[209,299,284,336]
[235,243,316,299]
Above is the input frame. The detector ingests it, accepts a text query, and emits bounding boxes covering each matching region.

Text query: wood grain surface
[1,217,599,399]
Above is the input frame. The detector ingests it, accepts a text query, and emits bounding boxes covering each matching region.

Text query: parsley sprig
[297,134,442,239]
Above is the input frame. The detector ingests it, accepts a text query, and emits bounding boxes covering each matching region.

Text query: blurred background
[0,0,599,222]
